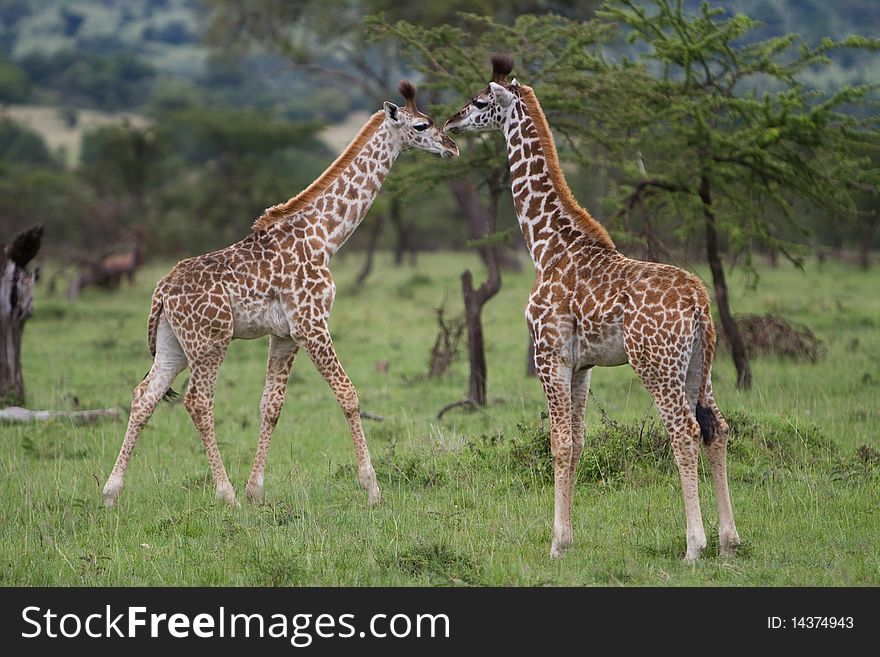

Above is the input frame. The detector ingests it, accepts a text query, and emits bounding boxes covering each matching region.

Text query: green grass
[1,252,878,586]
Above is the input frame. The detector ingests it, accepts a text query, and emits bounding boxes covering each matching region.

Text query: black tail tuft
[695,403,716,444]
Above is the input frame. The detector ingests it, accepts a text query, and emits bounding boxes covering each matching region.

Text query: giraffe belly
[576,322,628,368]
[231,299,290,340]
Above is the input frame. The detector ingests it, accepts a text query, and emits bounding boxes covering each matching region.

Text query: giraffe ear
[383,101,402,124]
[489,82,515,108]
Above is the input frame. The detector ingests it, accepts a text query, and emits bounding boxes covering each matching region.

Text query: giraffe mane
[252,111,386,231]
[517,85,615,250]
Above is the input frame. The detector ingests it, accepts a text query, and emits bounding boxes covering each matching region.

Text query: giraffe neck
[309,121,401,256]
[503,88,615,271]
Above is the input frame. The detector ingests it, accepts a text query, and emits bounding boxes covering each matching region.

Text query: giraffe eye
[472,100,488,109]
[413,123,429,132]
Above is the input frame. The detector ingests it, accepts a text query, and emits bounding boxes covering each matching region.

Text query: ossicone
[490,53,514,83]
[398,79,417,110]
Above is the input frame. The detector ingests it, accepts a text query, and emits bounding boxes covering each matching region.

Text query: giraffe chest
[573,317,628,368]
[528,277,629,369]
[229,296,290,340]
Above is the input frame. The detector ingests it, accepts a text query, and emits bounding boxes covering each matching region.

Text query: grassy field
[1,251,878,586]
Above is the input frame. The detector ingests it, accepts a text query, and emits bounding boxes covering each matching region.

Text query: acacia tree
[599,0,880,389]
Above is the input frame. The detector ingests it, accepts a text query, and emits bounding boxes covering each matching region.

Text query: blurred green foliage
[0,0,876,268]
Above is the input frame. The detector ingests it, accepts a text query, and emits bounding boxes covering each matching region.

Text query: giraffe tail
[147,291,162,358]
[146,288,179,403]
[694,305,718,444]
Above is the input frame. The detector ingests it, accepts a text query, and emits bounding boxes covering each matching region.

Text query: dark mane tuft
[490,53,514,82]
[398,79,417,103]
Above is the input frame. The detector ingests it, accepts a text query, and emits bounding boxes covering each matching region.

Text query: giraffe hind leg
[686,321,740,555]
[632,353,706,561]
[104,317,187,507]
[701,398,740,556]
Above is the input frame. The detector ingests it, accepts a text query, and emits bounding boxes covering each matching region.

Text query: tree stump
[0,225,43,406]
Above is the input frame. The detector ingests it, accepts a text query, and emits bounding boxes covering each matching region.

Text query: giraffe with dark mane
[103,81,458,508]
[445,56,739,561]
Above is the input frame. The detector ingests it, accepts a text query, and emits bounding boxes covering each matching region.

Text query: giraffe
[103,81,458,509]
[444,56,739,561]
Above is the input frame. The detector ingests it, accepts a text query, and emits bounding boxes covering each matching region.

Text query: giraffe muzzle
[443,114,465,134]
[441,138,460,158]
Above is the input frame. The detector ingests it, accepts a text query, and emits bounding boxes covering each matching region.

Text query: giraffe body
[104,83,458,508]
[445,57,739,561]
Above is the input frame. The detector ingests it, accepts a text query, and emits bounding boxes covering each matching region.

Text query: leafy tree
[0,117,52,165]
[597,0,880,388]
[147,108,326,252]
[80,122,161,240]
[0,56,27,101]
[19,50,155,110]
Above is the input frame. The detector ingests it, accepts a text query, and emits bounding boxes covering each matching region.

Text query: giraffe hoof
[245,483,263,504]
[359,467,380,505]
[102,478,122,508]
[684,543,705,562]
[550,536,572,559]
[683,529,707,562]
[367,487,382,506]
[550,544,569,559]
[719,528,741,557]
[215,483,237,506]
[550,524,572,559]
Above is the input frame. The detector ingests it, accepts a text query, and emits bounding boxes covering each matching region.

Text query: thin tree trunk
[461,270,488,405]
[859,216,877,270]
[388,196,415,266]
[699,175,751,390]
[0,225,43,406]
[354,211,385,288]
[448,172,504,407]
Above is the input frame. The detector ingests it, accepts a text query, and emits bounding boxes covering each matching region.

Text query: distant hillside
[683,0,880,87]
[3,0,207,78]
[691,0,880,43]
[3,0,877,85]
[1,103,149,165]
[0,1,874,125]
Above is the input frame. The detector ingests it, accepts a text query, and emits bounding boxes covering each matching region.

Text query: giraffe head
[384,80,459,158]
[443,54,518,134]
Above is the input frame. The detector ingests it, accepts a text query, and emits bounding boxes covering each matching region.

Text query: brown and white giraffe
[445,56,739,561]
[103,81,458,508]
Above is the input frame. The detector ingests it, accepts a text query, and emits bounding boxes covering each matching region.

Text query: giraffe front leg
[185,355,237,506]
[246,336,299,504]
[537,355,574,559]
[305,329,380,506]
